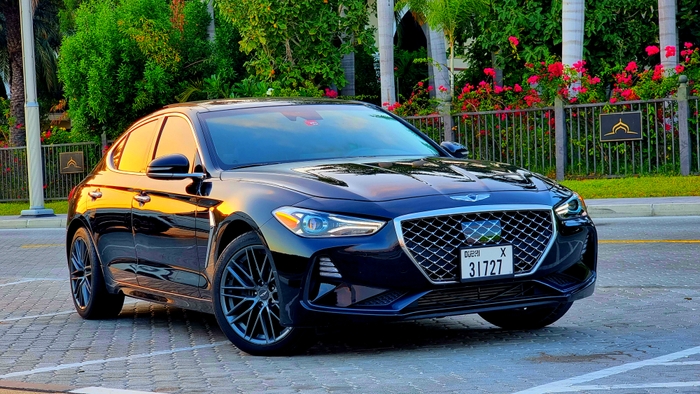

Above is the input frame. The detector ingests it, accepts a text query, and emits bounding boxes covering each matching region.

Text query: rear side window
[117,120,159,173]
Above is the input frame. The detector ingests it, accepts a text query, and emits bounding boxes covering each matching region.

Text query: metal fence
[405,93,699,179]
[0,142,102,202]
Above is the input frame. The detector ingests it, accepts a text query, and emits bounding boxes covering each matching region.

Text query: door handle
[133,194,151,206]
[88,189,102,200]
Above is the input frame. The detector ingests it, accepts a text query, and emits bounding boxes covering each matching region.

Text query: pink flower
[676,64,685,73]
[625,61,637,72]
[417,81,424,88]
[438,85,448,92]
[484,68,496,77]
[665,45,676,58]
[621,89,635,100]
[508,36,519,47]
[514,84,522,92]
[685,42,693,49]
[610,97,618,104]
[494,85,503,94]
[427,85,434,92]
[382,102,389,107]
[527,75,539,84]
[645,45,660,56]
[572,60,586,73]
[590,76,601,84]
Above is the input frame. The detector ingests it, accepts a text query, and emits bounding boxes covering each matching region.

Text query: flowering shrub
[384,41,699,116]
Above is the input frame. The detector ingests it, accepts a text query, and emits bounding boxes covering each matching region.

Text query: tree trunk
[5,2,26,147]
[377,0,396,105]
[562,0,585,68]
[423,24,449,101]
[340,52,355,97]
[658,0,678,73]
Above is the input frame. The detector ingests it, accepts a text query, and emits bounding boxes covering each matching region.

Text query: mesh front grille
[400,210,554,282]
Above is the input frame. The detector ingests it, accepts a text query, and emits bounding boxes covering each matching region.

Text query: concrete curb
[0,215,67,229]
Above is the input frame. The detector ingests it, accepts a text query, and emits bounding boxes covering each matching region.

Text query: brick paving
[0,220,699,393]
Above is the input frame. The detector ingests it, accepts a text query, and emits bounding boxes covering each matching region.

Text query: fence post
[100,132,107,157]
[554,97,567,180]
[677,75,690,176]
[441,102,454,142]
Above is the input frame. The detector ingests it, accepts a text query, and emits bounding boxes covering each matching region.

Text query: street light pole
[19,0,53,217]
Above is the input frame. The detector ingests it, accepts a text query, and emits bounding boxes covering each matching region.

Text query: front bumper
[263,208,598,327]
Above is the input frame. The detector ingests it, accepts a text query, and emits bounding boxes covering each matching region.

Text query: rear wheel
[68,227,124,319]
[213,232,310,356]
[478,302,573,330]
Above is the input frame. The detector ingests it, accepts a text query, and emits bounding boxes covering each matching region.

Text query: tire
[68,227,125,319]
[478,302,573,330]
[213,232,310,356]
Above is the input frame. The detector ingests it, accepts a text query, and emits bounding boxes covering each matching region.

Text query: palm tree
[0,0,61,146]
[658,0,677,73]
[377,0,396,105]
[562,0,585,69]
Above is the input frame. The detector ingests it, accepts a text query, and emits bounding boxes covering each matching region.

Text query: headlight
[555,193,588,219]
[273,207,385,237]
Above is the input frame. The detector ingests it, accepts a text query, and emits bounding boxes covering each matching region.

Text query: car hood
[220,157,550,202]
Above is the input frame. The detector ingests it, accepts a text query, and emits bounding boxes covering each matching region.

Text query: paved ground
[0,216,699,393]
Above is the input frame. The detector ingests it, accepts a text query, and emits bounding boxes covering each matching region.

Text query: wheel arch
[65,215,92,259]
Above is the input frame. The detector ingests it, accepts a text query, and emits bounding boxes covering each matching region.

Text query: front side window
[117,120,159,173]
[199,104,441,169]
[153,116,198,172]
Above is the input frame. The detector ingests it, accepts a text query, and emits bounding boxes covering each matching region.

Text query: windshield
[199,104,441,169]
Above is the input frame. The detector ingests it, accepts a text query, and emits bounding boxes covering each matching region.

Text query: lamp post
[20,0,53,216]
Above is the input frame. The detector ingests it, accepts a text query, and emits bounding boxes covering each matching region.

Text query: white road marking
[0,278,63,287]
[557,382,700,392]
[512,345,700,394]
[71,387,160,394]
[0,341,230,379]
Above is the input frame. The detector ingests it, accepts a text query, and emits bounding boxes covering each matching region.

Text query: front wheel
[478,302,573,330]
[212,232,310,356]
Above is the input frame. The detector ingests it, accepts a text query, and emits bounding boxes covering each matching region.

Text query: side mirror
[441,141,469,159]
[147,154,205,180]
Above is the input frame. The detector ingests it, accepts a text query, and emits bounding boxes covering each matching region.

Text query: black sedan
[66,99,597,356]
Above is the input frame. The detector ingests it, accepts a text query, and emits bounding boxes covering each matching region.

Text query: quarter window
[117,120,159,173]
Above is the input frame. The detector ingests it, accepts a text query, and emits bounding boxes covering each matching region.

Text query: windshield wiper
[229,162,282,170]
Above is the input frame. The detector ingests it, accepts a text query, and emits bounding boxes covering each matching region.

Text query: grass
[0,200,69,216]
[561,176,700,199]
[0,176,698,215]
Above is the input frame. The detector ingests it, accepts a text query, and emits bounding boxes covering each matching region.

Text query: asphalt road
[0,217,699,394]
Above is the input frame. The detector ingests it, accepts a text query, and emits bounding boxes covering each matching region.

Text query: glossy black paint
[66,99,598,326]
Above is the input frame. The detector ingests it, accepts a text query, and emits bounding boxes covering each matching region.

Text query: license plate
[460,245,513,281]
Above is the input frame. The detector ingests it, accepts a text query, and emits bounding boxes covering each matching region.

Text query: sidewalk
[1,197,700,229]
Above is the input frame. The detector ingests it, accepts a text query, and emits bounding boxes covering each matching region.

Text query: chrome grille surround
[393,205,557,284]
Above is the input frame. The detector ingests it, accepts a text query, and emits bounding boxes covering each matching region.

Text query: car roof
[161,98,373,113]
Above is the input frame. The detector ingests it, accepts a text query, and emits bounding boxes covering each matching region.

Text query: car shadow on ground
[117,303,588,356]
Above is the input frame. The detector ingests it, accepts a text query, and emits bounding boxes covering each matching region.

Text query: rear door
[88,119,159,286]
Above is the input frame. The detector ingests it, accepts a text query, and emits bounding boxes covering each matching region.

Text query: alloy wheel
[219,245,292,345]
[69,238,92,309]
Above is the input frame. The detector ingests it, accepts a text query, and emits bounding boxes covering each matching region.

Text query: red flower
[685,42,693,49]
[665,45,676,58]
[610,97,618,104]
[417,81,424,88]
[494,85,503,94]
[508,36,519,47]
[676,64,685,74]
[438,85,448,92]
[621,89,635,100]
[665,124,672,131]
[484,68,496,77]
[427,85,434,92]
[527,75,539,84]
[652,64,665,81]
[548,62,564,77]
[514,84,522,92]
[590,76,601,85]
[645,45,660,56]
[625,61,637,72]
[572,60,586,73]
